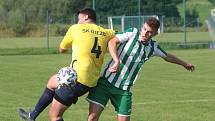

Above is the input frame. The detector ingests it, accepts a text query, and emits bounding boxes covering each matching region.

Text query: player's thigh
[88,102,104,120]
[110,91,132,116]
[89,102,104,113]
[88,86,108,121]
[87,82,110,108]
[54,82,90,106]
[49,98,68,118]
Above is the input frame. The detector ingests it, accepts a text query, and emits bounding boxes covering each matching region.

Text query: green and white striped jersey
[101,28,167,91]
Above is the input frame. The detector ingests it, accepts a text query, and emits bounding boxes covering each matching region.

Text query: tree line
[0,0,208,36]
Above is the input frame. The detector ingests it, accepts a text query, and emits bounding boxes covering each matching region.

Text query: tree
[141,0,182,17]
[208,0,215,5]
[185,7,201,27]
[91,0,182,24]
[7,9,30,36]
[0,0,186,36]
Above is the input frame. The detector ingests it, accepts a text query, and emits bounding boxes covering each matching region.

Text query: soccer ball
[57,67,78,87]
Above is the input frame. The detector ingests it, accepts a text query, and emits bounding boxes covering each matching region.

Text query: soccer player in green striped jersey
[87,17,195,121]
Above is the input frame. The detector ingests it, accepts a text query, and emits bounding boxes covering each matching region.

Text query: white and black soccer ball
[57,67,77,87]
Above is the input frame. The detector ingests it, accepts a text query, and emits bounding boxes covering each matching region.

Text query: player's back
[60,23,115,87]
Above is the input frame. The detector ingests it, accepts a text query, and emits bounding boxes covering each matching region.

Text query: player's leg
[49,85,72,121]
[87,77,110,121]
[49,98,68,121]
[50,82,90,120]
[110,88,132,121]
[18,74,59,120]
[30,74,59,118]
[88,102,104,121]
[117,115,130,121]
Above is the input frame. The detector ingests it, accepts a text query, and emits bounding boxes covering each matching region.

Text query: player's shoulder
[71,23,78,26]
[151,39,157,43]
[95,25,114,32]
[125,27,138,32]
[70,23,92,29]
[149,39,160,48]
[116,27,138,35]
[103,28,115,34]
[67,24,79,31]
[94,25,115,36]
[118,28,138,36]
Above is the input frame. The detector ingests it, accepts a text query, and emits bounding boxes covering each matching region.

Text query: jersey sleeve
[60,26,74,49]
[116,28,138,43]
[153,44,167,58]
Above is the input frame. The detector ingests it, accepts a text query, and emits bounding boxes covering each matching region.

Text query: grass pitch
[0,49,215,121]
[0,31,211,49]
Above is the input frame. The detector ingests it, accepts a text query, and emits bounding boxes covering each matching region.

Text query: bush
[7,9,31,36]
[55,24,70,36]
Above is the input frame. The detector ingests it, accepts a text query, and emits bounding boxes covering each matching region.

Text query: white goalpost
[107,15,163,33]
[205,9,215,49]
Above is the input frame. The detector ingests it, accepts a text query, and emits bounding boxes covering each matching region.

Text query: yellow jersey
[60,23,115,87]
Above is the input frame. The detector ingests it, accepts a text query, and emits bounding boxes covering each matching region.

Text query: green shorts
[87,77,132,116]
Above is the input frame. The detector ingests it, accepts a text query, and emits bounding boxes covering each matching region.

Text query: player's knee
[88,113,99,121]
[47,74,58,90]
[117,115,130,121]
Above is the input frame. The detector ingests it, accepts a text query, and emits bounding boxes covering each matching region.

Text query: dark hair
[77,8,96,22]
[145,17,160,31]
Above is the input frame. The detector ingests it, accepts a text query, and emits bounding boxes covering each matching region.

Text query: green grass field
[0,31,211,49]
[0,36,63,49]
[0,49,215,121]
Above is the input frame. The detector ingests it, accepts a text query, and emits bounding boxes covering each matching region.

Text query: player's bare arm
[108,36,120,72]
[163,53,195,72]
[59,48,68,53]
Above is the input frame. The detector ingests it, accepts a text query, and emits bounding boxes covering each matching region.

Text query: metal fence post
[46,10,49,50]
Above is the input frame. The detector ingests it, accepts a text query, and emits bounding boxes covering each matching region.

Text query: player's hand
[108,61,120,73]
[184,63,195,72]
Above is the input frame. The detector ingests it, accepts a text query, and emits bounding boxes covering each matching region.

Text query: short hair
[145,17,160,32]
[77,8,96,22]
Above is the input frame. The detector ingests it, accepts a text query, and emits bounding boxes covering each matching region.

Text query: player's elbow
[59,48,67,53]
[163,53,172,62]
[108,36,119,47]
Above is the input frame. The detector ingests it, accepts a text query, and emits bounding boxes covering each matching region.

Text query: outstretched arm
[163,53,195,72]
[108,36,120,72]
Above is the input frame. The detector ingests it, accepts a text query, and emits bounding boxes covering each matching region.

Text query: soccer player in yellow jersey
[18,8,119,121]
[59,12,115,88]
